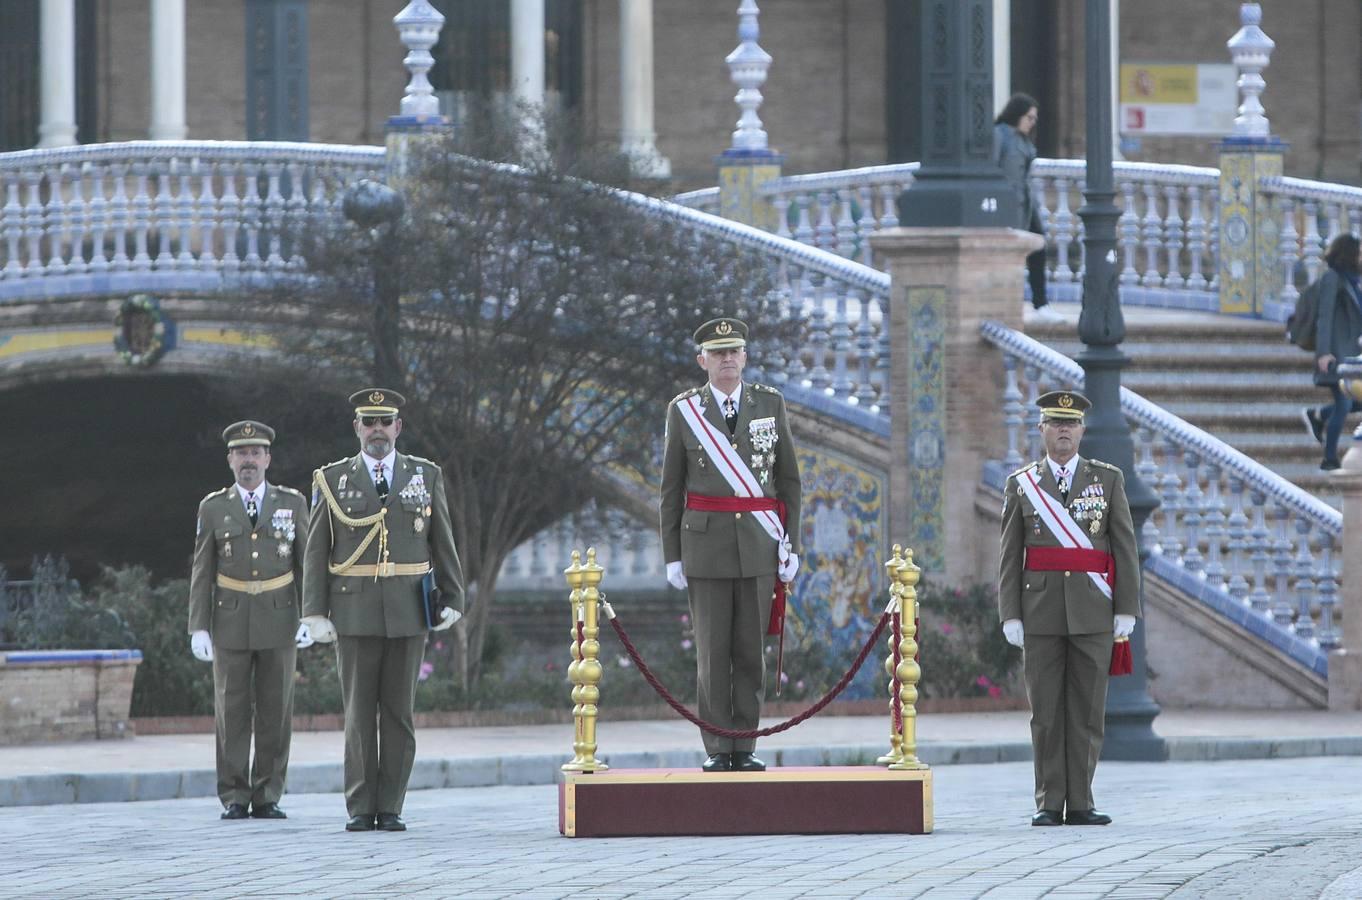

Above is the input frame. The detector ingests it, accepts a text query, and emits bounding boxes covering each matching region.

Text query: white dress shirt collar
[235,482,267,513]
[361,449,398,485]
[709,382,742,416]
[1046,455,1080,486]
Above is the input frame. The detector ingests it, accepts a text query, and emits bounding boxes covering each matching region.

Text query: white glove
[301,615,337,643]
[1113,614,1136,639]
[431,607,461,632]
[294,622,314,649]
[1002,619,1025,648]
[190,630,214,662]
[778,553,799,583]
[666,561,687,591]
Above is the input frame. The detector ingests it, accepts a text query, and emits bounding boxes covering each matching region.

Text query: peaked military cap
[350,388,406,416]
[694,317,748,350]
[1037,389,1090,421]
[222,420,275,448]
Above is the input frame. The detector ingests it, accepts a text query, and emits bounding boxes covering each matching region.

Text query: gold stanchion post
[877,544,905,766]
[889,547,928,771]
[563,547,608,772]
[562,549,586,770]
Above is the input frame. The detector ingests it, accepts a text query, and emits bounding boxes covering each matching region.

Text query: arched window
[428,0,582,121]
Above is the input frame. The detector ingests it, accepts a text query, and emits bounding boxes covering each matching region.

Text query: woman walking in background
[1303,233,1362,470]
[994,93,1059,323]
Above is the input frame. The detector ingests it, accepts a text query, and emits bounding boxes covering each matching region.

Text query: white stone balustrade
[983,320,1342,665]
[0,141,385,299]
[496,503,666,591]
[1258,175,1362,320]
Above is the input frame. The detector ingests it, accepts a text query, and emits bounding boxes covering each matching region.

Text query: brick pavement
[3,757,1361,899]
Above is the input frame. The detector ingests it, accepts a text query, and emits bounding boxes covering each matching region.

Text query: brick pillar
[869,227,1042,584]
[1217,138,1286,316]
[1330,458,1362,710]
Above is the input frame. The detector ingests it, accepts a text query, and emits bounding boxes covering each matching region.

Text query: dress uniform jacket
[302,453,464,633]
[998,458,1140,633]
[660,382,802,576]
[189,484,309,649]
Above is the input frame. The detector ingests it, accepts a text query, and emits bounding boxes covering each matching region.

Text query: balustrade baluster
[814,191,837,252]
[784,265,808,383]
[1301,201,1323,283]
[196,159,219,269]
[1075,193,1087,284]
[1119,180,1140,285]
[1316,533,1340,650]
[854,289,876,406]
[1135,428,1161,551]
[1185,184,1208,290]
[1001,355,1024,471]
[1270,505,1295,625]
[829,286,854,398]
[67,164,88,273]
[1246,489,1272,613]
[131,164,154,270]
[806,274,831,392]
[1277,196,1299,309]
[1052,177,1075,283]
[772,194,792,240]
[835,188,856,259]
[1225,476,1250,601]
[175,158,196,269]
[873,297,890,412]
[1291,517,1316,640]
[242,164,264,270]
[108,164,130,271]
[1162,184,1185,288]
[1207,194,1220,291]
[220,164,241,274]
[877,183,899,229]
[1159,438,1184,561]
[46,165,68,276]
[793,195,814,246]
[2,180,21,277]
[1201,462,1227,591]
[1325,201,1342,242]
[265,162,286,270]
[86,164,109,272]
[151,162,174,270]
[1180,452,1204,575]
[22,171,44,276]
[284,161,306,270]
[1140,182,1162,288]
[856,185,875,267]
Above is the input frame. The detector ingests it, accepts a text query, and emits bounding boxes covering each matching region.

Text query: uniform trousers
[687,574,775,755]
[336,633,427,817]
[212,644,296,808]
[1023,631,1111,812]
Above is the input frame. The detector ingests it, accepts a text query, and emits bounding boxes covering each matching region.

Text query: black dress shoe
[249,802,287,820]
[1065,808,1112,825]
[1031,809,1063,826]
[730,751,766,772]
[221,803,249,820]
[376,813,407,832]
[345,814,376,832]
[701,753,732,772]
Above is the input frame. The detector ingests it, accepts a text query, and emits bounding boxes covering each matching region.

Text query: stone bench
[0,650,143,745]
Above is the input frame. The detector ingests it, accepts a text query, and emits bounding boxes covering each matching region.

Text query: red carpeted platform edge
[559,767,933,837]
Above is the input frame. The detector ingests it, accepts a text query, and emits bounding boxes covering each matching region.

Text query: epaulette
[404,454,439,470]
[200,486,232,504]
[318,457,350,472]
[1007,461,1040,480]
[1087,459,1121,472]
[274,485,305,498]
[752,383,781,395]
[670,387,700,404]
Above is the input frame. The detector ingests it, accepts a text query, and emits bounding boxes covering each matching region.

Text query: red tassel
[1109,637,1133,677]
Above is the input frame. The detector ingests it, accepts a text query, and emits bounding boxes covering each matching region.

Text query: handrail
[1258,175,1362,206]
[0,140,386,170]
[979,319,1340,535]
[758,162,920,195]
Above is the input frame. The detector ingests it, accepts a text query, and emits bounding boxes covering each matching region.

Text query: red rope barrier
[607,610,892,740]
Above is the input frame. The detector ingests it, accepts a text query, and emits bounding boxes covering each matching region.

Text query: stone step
[1042,341,1312,371]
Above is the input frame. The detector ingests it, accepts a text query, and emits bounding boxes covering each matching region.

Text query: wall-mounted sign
[1119,63,1237,136]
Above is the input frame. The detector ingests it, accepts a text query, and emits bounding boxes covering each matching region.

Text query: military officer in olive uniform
[188,421,311,821]
[998,391,1141,826]
[301,389,464,833]
[660,318,802,773]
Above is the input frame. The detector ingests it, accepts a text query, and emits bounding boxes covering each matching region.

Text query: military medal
[748,417,778,486]
[414,516,425,534]
[338,473,348,491]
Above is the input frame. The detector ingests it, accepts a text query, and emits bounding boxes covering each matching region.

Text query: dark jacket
[993,122,1042,233]
[1313,268,1362,385]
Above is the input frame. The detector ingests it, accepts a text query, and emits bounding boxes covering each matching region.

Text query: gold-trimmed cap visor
[1036,389,1091,421]
[349,388,406,417]
[693,317,749,350]
[222,420,275,448]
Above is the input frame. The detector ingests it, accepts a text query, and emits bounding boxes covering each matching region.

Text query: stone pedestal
[716,151,783,231]
[869,227,1043,583]
[1330,460,1362,710]
[1217,138,1286,316]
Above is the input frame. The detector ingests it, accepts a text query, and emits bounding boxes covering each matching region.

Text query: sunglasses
[361,416,395,427]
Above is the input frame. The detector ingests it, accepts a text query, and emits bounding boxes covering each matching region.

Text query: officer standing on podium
[188,420,311,821]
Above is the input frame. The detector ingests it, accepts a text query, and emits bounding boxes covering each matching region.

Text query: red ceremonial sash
[685,492,788,636]
[1024,546,1117,594]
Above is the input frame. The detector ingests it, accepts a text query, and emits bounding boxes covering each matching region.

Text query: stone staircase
[1025,305,1350,506]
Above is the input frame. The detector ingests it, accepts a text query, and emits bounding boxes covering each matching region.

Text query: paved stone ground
[3,758,1360,899]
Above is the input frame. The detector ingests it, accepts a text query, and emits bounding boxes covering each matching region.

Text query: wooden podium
[559,767,933,837]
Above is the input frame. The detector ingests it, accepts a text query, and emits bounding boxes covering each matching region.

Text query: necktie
[247,494,259,527]
[374,462,389,502]
[724,398,738,435]
[1057,467,1070,503]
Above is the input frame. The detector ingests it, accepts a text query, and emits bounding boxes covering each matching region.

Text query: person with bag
[1301,233,1362,470]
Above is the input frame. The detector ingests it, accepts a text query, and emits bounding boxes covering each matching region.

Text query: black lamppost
[343,179,406,389]
[1074,0,1165,761]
